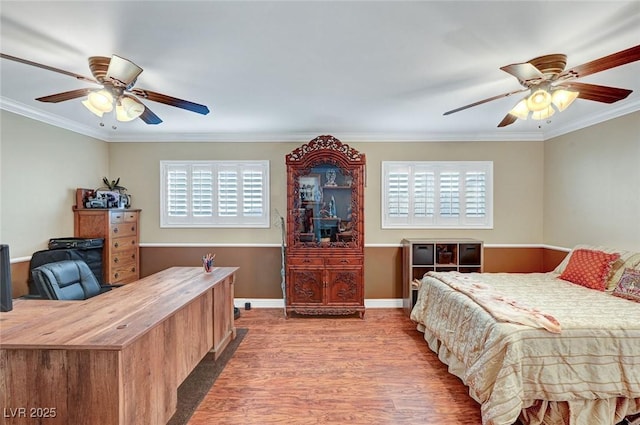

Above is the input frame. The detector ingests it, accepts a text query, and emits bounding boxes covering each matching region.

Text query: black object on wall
[0,244,13,312]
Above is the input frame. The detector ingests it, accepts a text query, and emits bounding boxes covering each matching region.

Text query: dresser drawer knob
[114,242,119,248]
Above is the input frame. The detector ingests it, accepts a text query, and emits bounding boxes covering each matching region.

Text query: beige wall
[544,111,640,251]
[1,111,109,258]
[361,141,543,244]
[109,140,544,245]
[3,109,637,300]
[2,108,637,266]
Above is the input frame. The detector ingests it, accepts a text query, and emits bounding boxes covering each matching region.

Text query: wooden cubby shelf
[402,238,483,316]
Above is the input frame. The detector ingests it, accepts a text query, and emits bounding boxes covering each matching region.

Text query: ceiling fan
[0,53,210,125]
[443,44,640,127]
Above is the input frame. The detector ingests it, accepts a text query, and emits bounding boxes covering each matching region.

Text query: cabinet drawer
[110,249,137,267]
[111,222,137,237]
[110,211,125,224]
[110,211,138,224]
[289,257,324,266]
[123,211,138,222]
[110,264,138,283]
[325,257,362,266]
[111,236,137,252]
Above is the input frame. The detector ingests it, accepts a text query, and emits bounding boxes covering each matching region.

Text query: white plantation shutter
[465,171,486,218]
[161,160,269,228]
[192,167,213,217]
[218,169,238,217]
[413,171,435,218]
[382,161,492,229]
[242,170,264,216]
[387,171,409,217]
[166,167,188,217]
[439,171,460,218]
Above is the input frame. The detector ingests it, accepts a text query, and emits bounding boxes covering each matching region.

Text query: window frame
[381,161,493,229]
[160,160,270,228]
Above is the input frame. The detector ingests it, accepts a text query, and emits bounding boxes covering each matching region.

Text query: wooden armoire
[285,135,365,318]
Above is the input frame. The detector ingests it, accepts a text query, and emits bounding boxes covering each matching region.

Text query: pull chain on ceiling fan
[443,44,640,127]
[0,53,210,125]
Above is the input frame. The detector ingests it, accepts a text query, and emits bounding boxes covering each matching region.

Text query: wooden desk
[0,266,237,425]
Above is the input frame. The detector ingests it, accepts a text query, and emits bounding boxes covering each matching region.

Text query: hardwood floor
[188,308,483,425]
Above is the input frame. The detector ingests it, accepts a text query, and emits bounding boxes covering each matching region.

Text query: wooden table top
[0,266,238,350]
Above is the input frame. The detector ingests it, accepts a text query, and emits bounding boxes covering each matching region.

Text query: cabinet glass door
[294,163,354,247]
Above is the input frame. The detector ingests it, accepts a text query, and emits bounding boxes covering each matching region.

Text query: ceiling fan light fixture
[509,99,530,120]
[116,96,145,122]
[531,105,555,120]
[551,89,579,112]
[85,89,114,113]
[526,88,552,112]
[82,99,104,117]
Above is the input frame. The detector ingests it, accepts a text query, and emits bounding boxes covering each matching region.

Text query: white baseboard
[234,298,403,309]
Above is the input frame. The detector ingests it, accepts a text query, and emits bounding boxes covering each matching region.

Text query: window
[382,161,493,229]
[160,160,270,228]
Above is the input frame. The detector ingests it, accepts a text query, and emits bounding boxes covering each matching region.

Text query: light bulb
[526,89,552,112]
[508,99,529,120]
[116,96,145,122]
[531,105,555,120]
[82,99,104,117]
[87,89,114,113]
[551,89,579,112]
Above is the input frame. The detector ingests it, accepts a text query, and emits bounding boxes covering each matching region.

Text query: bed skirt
[417,323,640,425]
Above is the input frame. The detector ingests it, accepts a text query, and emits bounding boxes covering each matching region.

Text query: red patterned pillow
[613,268,640,302]
[559,249,620,291]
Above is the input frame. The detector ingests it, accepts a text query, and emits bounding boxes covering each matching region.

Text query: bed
[410,245,640,425]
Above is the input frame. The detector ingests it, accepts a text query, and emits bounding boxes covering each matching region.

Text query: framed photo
[299,174,321,202]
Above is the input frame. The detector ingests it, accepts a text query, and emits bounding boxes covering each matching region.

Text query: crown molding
[0,97,108,141]
[542,99,640,140]
[3,95,638,143]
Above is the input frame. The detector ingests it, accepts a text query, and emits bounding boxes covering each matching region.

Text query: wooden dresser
[73,208,141,284]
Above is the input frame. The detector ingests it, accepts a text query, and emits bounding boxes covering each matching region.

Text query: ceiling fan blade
[500,63,545,85]
[497,113,517,128]
[139,104,163,125]
[106,55,143,87]
[558,82,632,103]
[1,53,98,85]
[36,88,93,103]
[131,88,210,115]
[560,44,640,79]
[443,88,529,116]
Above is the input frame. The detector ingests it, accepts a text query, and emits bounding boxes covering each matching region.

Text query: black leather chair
[31,260,117,300]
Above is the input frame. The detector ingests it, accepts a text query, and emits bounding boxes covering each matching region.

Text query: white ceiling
[1,1,639,143]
